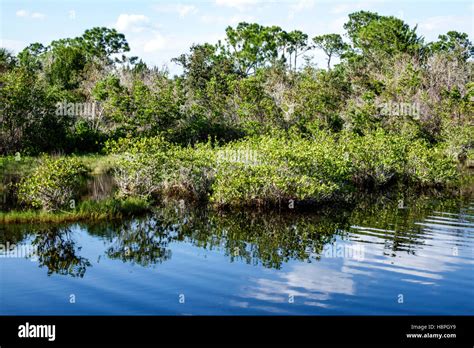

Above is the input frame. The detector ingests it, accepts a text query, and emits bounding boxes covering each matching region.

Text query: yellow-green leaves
[18,156,88,211]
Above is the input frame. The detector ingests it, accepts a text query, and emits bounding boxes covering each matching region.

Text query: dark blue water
[1,196,473,315]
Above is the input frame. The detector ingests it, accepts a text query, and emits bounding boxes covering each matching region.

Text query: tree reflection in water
[32,227,91,277]
[105,218,173,266]
[149,203,351,269]
[2,192,468,276]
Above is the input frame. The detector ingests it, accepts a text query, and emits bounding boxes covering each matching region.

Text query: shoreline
[1,183,471,225]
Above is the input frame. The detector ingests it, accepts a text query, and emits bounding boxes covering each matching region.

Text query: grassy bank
[0,197,150,224]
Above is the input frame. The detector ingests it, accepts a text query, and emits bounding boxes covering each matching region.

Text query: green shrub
[107,129,461,208]
[17,156,88,211]
[441,123,474,163]
[341,129,458,188]
[107,137,216,200]
[210,132,350,207]
[406,142,459,186]
[342,130,409,187]
[107,137,170,199]
[211,162,339,207]
[161,142,216,200]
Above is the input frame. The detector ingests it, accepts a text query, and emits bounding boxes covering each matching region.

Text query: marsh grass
[0,197,150,224]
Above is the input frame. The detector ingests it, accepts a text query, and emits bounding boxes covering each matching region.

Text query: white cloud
[115,14,150,32]
[16,9,45,19]
[215,0,260,11]
[416,15,474,41]
[200,14,255,25]
[331,4,352,15]
[328,16,347,35]
[243,262,355,310]
[176,5,198,18]
[31,12,46,19]
[143,32,167,53]
[330,1,385,15]
[289,0,315,20]
[154,4,198,18]
[16,10,29,17]
[419,16,455,31]
[230,14,256,25]
[113,15,168,54]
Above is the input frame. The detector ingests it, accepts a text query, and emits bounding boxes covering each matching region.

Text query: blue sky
[1,0,473,74]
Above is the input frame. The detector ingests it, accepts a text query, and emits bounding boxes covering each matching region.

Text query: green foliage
[75,197,150,218]
[104,127,460,208]
[224,23,284,75]
[106,136,215,200]
[211,133,347,207]
[406,142,459,186]
[429,31,473,61]
[105,137,170,199]
[1,11,471,214]
[442,123,474,163]
[0,68,69,154]
[230,70,283,125]
[0,197,150,224]
[312,34,349,69]
[161,142,216,200]
[78,27,130,63]
[343,130,459,187]
[17,43,47,72]
[18,156,88,211]
[344,130,409,186]
[3,13,471,156]
[293,66,350,130]
[344,11,422,56]
[68,120,106,153]
[93,71,185,139]
[0,48,17,73]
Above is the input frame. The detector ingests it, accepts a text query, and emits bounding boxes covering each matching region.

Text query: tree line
[0,10,472,155]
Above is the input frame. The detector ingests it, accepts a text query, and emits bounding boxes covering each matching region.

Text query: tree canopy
[0,12,471,155]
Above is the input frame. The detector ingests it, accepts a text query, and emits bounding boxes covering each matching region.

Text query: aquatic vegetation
[0,197,150,224]
[104,130,459,209]
[17,156,89,211]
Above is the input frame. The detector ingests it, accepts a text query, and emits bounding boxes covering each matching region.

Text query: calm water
[1,194,473,315]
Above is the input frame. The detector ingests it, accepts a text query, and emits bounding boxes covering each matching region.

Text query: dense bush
[17,156,88,211]
[211,132,349,207]
[161,143,216,200]
[105,137,170,199]
[106,137,215,200]
[2,13,471,155]
[344,130,409,187]
[406,142,459,186]
[106,129,459,208]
